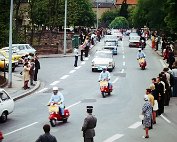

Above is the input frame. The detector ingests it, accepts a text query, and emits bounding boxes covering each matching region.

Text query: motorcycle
[48,104,70,127]
[138,58,146,70]
[140,39,146,50]
[99,80,113,98]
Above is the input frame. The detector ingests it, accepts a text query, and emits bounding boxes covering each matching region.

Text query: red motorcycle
[138,58,146,70]
[99,81,113,98]
[48,104,70,127]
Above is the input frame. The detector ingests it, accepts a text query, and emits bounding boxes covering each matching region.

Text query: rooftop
[115,0,137,5]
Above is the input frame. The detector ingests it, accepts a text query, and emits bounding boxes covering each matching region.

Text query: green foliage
[164,0,177,32]
[119,0,128,19]
[100,9,119,28]
[109,16,129,29]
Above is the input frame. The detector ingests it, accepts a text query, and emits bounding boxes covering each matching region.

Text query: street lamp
[63,0,67,55]
[8,0,14,88]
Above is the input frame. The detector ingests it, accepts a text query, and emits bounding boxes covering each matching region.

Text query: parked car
[103,40,118,55]
[0,89,15,122]
[91,50,115,72]
[129,32,140,47]
[0,50,22,65]
[0,53,17,72]
[2,44,36,58]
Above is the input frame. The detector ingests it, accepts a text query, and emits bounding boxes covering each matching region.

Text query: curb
[13,80,41,101]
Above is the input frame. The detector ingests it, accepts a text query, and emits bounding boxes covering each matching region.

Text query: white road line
[69,70,76,74]
[103,134,124,142]
[121,69,124,73]
[4,122,38,136]
[38,87,48,93]
[123,62,126,66]
[123,55,125,59]
[128,121,142,129]
[75,66,81,69]
[160,59,167,68]
[60,75,69,80]
[81,61,86,65]
[50,81,60,86]
[112,77,119,84]
[66,101,81,109]
[160,114,171,123]
[85,57,89,60]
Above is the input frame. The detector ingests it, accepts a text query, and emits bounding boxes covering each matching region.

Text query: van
[0,89,15,122]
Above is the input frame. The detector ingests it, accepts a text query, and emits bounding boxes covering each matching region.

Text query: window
[0,91,10,101]
[18,45,25,50]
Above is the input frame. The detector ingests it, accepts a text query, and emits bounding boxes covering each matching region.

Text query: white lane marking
[4,122,38,136]
[103,134,124,142]
[121,69,124,73]
[38,87,48,93]
[75,66,81,69]
[123,62,126,66]
[123,55,125,59]
[160,114,171,123]
[112,77,119,84]
[160,59,167,68]
[81,61,86,65]
[50,81,60,86]
[66,101,81,109]
[128,121,142,129]
[85,57,89,60]
[60,75,69,80]
[69,70,76,74]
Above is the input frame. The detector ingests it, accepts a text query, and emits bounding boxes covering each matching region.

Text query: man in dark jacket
[34,55,40,81]
[35,124,57,142]
[82,106,97,142]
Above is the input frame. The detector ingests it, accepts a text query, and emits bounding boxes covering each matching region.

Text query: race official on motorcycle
[99,67,110,82]
[137,48,146,60]
[48,87,65,116]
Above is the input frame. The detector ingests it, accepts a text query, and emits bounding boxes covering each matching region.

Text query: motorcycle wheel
[63,118,68,123]
[102,92,105,98]
[50,119,56,127]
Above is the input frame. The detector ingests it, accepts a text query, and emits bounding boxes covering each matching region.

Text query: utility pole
[8,0,14,88]
[63,0,67,55]
[96,0,98,30]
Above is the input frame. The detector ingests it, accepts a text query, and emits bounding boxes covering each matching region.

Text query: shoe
[142,135,149,139]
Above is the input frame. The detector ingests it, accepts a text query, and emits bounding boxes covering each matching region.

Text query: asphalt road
[1,36,177,142]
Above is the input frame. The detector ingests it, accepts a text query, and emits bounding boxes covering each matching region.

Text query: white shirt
[74,48,79,56]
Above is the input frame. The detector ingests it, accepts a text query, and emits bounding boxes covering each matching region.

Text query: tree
[100,9,119,28]
[109,16,129,29]
[119,0,128,19]
[164,0,177,33]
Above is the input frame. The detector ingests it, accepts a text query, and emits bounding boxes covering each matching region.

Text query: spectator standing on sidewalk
[34,54,40,81]
[29,59,35,86]
[35,124,57,142]
[155,34,161,51]
[171,61,177,97]
[23,62,30,90]
[83,37,90,58]
[151,33,155,49]
[142,95,152,139]
[74,47,79,67]
[168,48,175,69]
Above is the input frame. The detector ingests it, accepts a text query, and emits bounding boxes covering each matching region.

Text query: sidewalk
[3,73,40,101]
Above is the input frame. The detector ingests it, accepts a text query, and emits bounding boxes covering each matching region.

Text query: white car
[0,89,15,122]
[2,44,36,57]
[91,50,115,72]
[129,32,140,47]
[103,41,118,55]
[104,35,118,45]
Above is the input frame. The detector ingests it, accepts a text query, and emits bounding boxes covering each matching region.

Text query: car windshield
[95,52,112,58]
[105,41,116,46]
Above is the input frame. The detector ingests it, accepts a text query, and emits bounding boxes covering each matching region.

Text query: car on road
[0,53,17,72]
[2,44,36,58]
[103,40,118,55]
[104,35,118,46]
[91,50,115,72]
[0,89,15,122]
[129,32,140,47]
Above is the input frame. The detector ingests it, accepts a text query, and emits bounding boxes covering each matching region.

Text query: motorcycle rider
[48,87,65,117]
[99,67,111,88]
[137,48,146,60]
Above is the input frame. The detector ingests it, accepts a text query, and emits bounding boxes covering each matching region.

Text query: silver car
[91,50,115,72]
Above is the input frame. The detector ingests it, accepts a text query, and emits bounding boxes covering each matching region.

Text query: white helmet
[53,87,59,91]
[138,48,141,51]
